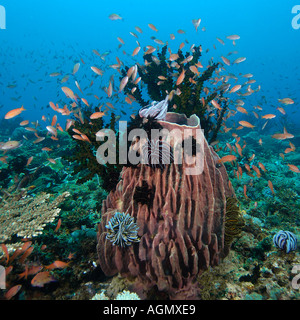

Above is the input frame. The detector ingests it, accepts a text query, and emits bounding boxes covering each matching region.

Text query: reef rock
[97,112,235,299]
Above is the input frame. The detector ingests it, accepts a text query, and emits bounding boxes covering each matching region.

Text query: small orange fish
[229,84,241,94]
[5,106,26,119]
[51,115,57,127]
[268,180,274,194]
[243,185,248,199]
[176,69,185,86]
[148,23,158,32]
[276,107,286,115]
[278,98,294,105]
[18,265,42,280]
[248,153,255,162]
[47,158,56,164]
[119,76,129,92]
[54,218,61,232]
[252,165,261,178]
[211,99,222,110]
[45,260,70,270]
[239,121,255,129]
[261,114,276,119]
[236,106,248,114]
[218,155,237,163]
[61,86,77,102]
[19,246,34,264]
[5,285,22,300]
[20,120,29,126]
[26,156,34,166]
[91,66,104,76]
[72,62,80,75]
[287,164,300,173]
[31,271,56,287]
[81,98,89,107]
[132,46,141,56]
[1,243,9,264]
[221,56,230,66]
[90,112,105,119]
[258,162,267,172]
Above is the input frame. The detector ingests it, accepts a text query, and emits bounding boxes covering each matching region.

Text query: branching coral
[0,190,70,253]
[64,104,123,192]
[122,45,227,144]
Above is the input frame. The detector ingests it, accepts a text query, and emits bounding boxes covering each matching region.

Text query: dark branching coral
[122,45,229,144]
[64,103,122,192]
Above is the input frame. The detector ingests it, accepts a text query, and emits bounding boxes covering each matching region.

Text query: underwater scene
[0,0,300,302]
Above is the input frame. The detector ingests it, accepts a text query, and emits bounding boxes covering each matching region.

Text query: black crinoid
[126,113,173,170]
[141,137,173,170]
[133,180,155,207]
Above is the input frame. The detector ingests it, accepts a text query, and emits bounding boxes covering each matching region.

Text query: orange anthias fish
[54,218,61,232]
[271,127,294,140]
[239,121,255,129]
[5,285,22,300]
[31,271,56,287]
[261,114,276,119]
[218,155,237,163]
[268,180,275,194]
[5,106,26,119]
[176,69,185,86]
[45,260,70,270]
[287,164,300,173]
[90,112,105,119]
[148,23,158,32]
[243,185,248,199]
[278,98,294,105]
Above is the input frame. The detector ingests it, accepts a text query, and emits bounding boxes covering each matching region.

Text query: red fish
[31,271,56,287]
[5,285,22,300]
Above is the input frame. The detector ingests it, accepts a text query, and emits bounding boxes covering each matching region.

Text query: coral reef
[0,190,70,254]
[97,112,236,299]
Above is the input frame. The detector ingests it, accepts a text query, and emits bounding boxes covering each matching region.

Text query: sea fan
[105,212,140,247]
[273,230,297,253]
[141,138,173,170]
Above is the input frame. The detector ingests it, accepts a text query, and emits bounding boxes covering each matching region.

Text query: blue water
[0,0,299,123]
